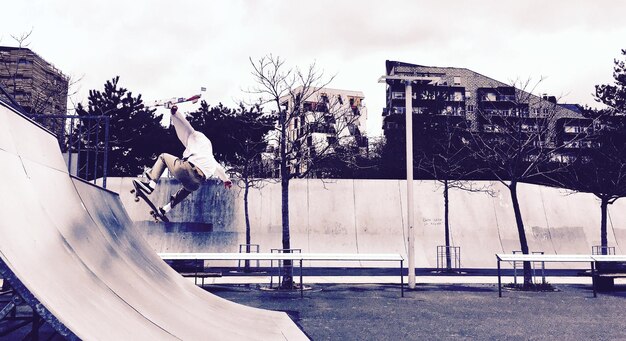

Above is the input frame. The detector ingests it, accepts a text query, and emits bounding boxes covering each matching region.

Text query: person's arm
[170,105,195,147]
[214,163,232,189]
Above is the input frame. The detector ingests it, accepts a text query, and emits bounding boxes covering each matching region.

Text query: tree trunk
[279,115,293,288]
[243,169,251,272]
[444,179,452,270]
[509,181,532,286]
[600,197,609,255]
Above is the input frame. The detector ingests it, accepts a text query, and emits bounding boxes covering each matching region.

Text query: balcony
[308,123,336,135]
[563,125,591,134]
[479,94,516,102]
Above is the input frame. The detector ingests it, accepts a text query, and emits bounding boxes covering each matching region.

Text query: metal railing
[512,250,546,285]
[436,245,461,271]
[592,246,616,255]
[30,114,110,188]
[237,244,260,271]
[270,248,301,289]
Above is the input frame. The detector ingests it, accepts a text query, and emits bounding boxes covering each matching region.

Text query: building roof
[0,45,68,80]
[559,104,583,114]
[385,59,584,118]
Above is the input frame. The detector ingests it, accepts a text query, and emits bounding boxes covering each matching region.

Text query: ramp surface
[0,100,308,340]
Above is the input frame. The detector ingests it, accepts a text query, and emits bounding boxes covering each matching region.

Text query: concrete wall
[109,178,626,268]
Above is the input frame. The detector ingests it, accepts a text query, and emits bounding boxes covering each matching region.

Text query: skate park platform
[109,175,626,270]
[0,99,308,339]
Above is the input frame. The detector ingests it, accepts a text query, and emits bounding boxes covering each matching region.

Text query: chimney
[542,94,557,104]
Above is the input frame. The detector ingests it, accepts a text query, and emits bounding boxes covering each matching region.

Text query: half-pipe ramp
[0,99,307,339]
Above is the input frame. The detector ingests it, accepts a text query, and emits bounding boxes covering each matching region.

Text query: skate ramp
[0,100,307,340]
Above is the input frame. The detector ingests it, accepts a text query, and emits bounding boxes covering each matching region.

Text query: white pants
[171,112,195,147]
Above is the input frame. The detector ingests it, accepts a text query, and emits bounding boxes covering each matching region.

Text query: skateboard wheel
[134,197,140,202]
[130,189,135,194]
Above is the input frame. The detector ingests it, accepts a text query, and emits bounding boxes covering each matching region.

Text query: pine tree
[75,76,165,178]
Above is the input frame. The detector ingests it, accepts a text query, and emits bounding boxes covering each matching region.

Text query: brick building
[0,46,69,116]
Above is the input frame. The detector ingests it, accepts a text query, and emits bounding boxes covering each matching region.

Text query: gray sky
[2,0,625,137]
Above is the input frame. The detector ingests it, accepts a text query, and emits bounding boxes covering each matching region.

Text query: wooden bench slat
[179,272,222,278]
[159,252,403,262]
[596,273,626,277]
[496,254,594,262]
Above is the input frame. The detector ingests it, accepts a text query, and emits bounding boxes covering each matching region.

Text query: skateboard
[131,180,170,222]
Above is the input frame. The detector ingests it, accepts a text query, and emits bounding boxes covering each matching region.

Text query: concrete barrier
[116,177,626,269]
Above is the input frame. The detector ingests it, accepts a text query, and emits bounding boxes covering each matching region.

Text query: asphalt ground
[207,282,626,341]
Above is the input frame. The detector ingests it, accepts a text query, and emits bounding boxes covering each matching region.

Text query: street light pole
[405,81,416,289]
[379,74,441,292]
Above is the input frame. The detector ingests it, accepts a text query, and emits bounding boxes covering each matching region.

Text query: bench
[164,259,222,287]
[590,255,626,290]
[159,252,405,297]
[496,254,626,297]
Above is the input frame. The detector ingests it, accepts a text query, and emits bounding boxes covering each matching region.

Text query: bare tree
[561,50,626,255]
[562,118,626,255]
[466,79,591,286]
[227,104,276,272]
[248,55,362,288]
[414,103,494,270]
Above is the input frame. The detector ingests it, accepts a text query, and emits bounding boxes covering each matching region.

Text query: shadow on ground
[207,283,626,341]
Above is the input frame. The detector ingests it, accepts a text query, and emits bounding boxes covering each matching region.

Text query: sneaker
[133,179,154,195]
[158,207,168,217]
[156,207,170,222]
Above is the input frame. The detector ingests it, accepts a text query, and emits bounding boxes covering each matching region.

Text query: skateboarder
[133,105,232,218]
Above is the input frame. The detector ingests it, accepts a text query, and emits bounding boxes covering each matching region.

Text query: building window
[564,125,589,134]
[391,92,404,99]
[467,105,474,112]
[453,76,461,85]
[387,122,399,129]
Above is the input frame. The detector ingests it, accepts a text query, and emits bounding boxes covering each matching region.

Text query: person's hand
[224,180,232,189]
[170,105,178,115]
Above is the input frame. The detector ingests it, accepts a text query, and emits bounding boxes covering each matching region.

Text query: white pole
[405,81,416,289]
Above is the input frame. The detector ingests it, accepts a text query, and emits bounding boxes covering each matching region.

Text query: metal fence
[237,244,260,271]
[436,245,461,271]
[592,245,616,255]
[270,248,301,288]
[512,250,546,285]
[30,114,110,188]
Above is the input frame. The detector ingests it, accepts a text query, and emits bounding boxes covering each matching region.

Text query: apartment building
[263,86,368,177]
[381,60,591,160]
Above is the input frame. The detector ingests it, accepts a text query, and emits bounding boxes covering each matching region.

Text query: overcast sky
[2,0,625,137]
